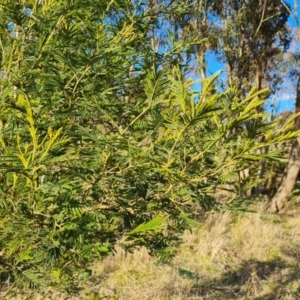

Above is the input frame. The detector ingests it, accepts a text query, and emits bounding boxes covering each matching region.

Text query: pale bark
[268,76,300,213]
[268,138,300,213]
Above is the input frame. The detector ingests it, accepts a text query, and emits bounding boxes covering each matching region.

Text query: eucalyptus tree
[210,0,291,95]
[269,2,300,212]
[269,75,300,213]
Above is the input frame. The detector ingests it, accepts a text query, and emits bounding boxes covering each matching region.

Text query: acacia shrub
[0,0,298,292]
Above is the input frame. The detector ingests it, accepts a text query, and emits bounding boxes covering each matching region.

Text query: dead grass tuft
[2,204,300,299]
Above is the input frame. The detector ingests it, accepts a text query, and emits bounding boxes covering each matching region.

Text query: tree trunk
[268,75,300,213]
[268,138,300,213]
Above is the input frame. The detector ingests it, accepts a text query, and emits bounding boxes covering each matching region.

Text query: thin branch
[255,0,267,37]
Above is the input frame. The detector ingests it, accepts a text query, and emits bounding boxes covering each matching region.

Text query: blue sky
[287,0,300,27]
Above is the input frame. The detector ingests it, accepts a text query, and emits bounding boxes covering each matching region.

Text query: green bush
[0,0,298,291]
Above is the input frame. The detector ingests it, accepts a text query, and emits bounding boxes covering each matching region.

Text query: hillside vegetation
[0,0,300,297]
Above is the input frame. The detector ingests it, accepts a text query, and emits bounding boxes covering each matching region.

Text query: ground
[2,202,300,300]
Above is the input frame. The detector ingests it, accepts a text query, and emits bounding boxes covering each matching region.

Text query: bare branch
[255,0,267,37]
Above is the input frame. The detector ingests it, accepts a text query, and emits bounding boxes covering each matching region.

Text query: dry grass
[2,203,300,300]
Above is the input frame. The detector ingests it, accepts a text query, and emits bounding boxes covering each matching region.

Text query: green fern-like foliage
[0,0,298,293]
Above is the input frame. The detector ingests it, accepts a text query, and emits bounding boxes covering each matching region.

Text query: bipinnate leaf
[129,215,168,234]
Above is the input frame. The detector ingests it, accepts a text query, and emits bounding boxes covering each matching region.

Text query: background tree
[268,0,300,212]
[269,75,300,212]
[210,0,291,94]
